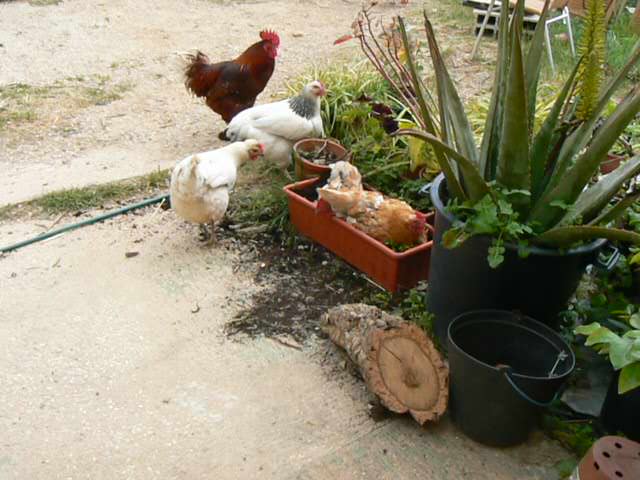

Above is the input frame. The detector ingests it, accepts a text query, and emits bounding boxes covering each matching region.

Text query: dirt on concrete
[0,209,568,480]
[0,1,570,479]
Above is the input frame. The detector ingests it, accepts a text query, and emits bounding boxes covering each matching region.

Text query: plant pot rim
[284,177,434,259]
[447,309,576,381]
[293,138,350,173]
[430,173,608,257]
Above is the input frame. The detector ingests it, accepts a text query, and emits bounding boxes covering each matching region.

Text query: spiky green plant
[575,0,607,121]
[374,0,640,266]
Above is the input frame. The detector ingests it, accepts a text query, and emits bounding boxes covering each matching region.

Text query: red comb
[258,143,265,152]
[316,198,333,215]
[260,30,280,46]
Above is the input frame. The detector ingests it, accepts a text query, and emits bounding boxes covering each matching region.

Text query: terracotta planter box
[600,153,624,174]
[293,138,350,180]
[284,177,434,292]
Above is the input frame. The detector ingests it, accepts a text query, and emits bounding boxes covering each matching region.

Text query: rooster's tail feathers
[184,51,218,97]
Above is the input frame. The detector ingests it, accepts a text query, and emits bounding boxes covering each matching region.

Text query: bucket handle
[500,368,558,408]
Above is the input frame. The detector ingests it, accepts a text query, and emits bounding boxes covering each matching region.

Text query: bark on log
[322,304,448,425]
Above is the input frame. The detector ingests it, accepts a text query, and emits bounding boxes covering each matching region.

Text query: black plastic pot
[600,370,640,441]
[427,174,606,343]
[448,310,575,447]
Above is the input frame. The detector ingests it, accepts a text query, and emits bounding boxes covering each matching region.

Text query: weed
[365,284,434,336]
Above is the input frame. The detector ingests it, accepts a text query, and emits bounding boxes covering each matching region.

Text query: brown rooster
[184,30,280,123]
[316,162,427,246]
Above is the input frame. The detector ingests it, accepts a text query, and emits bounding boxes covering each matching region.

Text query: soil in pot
[427,174,606,343]
[600,370,640,442]
[447,310,575,447]
[293,138,350,180]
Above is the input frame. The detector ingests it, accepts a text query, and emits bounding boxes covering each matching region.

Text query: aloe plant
[379,0,640,264]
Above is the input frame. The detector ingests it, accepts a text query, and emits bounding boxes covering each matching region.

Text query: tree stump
[322,304,448,425]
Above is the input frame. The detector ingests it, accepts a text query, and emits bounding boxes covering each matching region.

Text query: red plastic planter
[284,177,434,292]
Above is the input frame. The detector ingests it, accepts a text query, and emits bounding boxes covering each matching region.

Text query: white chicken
[221,80,325,173]
[170,139,264,243]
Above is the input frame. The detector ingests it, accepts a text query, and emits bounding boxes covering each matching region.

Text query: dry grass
[0,75,133,134]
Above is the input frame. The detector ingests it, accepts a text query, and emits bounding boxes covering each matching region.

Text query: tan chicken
[316,162,427,246]
[324,160,363,192]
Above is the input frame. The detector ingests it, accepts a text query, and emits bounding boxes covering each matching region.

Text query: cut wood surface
[322,304,448,425]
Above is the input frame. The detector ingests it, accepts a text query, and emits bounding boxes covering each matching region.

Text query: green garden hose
[0,193,170,254]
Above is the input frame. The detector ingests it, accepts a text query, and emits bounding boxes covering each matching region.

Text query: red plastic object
[284,177,434,292]
[576,436,640,480]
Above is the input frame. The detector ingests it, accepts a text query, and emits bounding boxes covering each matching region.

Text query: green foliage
[542,414,597,458]
[445,191,534,268]
[288,63,434,211]
[575,316,640,394]
[365,285,434,335]
[382,2,640,266]
[575,0,607,121]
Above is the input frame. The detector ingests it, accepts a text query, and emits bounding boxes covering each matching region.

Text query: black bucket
[427,174,606,343]
[447,310,575,447]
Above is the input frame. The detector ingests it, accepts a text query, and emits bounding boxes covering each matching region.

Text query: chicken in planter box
[317,162,428,249]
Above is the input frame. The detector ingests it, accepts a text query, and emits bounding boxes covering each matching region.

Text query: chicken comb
[260,30,280,46]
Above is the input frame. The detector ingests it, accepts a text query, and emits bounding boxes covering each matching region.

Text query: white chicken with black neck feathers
[222,80,326,171]
[170,139,264,243]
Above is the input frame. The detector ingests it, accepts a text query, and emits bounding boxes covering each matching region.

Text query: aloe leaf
[524,0,550,132]
[531,90,640,229]
[530,59,581,201]
[589,191,640,227]
[552,42,640,183]
[423,15,478,166]
[561,154,640,224]
[395,128,488,201]
[496,6,530,213]
[535,225,640,248]
[479,0,511,180]
[397,17,437,137]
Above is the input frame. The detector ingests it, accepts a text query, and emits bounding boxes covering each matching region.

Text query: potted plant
[283,177,434,292]
[351,1,640,340]
[575,314,640,441]
[293,138,350,180]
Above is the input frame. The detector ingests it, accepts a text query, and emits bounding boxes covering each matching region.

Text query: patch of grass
[0,169,170,220]
[0,77,134,132]
[28,0,62,6]
[228,165,293,240]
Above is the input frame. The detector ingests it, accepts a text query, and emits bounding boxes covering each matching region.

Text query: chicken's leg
[206,221,218,246]
[198,223,211,242]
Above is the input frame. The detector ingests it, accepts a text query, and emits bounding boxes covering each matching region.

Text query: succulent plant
[383,0,640,255]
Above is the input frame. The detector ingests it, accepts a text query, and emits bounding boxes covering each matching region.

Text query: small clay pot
[576,436,640,480]
[293,138,350,180]
[600,154,624,174]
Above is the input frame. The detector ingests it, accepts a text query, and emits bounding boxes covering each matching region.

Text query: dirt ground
[1,1,568,478]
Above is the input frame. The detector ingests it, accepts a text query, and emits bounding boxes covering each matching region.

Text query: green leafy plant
[574,313,640,394]
[362,0,640,267]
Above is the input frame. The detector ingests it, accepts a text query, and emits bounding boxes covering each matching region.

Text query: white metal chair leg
[545,23,556,74]
[565,8,576,57]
